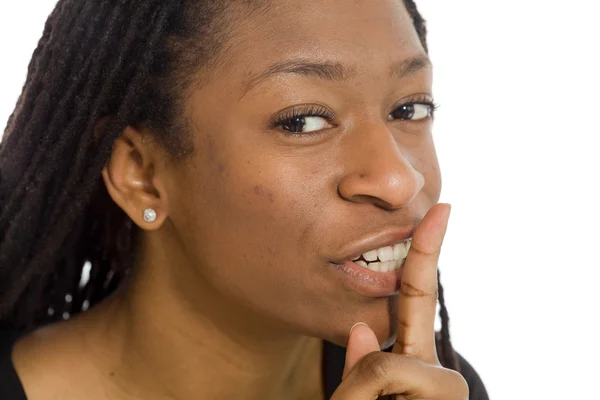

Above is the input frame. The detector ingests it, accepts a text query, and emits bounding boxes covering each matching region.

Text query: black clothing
[0,330,26,400]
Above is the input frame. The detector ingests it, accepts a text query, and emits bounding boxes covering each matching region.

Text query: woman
[0,0,489,399]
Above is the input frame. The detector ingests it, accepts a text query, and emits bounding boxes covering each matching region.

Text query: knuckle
[393,338,419,358]
[400,281,438,302]
[355,351,396,382]
[441,369,470,399]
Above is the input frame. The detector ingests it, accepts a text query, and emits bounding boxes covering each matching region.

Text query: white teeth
[381,261,391,272]
[393,244,401,259]
[378,246,394,262]
[368,262,381,272]
[353,258,405,273]
[352,239,412,273]
[363,249,378,262]
[393,242,407,259]
[361,239,411,263]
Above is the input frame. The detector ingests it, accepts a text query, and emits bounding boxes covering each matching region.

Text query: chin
[312,311,398,350]
[318,327,397,350]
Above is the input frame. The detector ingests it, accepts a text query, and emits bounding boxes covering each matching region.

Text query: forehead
[221,0,425,78]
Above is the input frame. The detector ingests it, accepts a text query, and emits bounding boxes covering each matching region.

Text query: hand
[331,204,468,400]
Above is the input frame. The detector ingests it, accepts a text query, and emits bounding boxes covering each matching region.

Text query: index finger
[392,203,451,364]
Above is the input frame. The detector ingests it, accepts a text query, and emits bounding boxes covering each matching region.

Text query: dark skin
[12,0,467,399]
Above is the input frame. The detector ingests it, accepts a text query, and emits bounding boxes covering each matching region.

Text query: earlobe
[100,125,168,231]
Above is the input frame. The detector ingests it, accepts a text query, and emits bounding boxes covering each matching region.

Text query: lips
[329,259,404,297]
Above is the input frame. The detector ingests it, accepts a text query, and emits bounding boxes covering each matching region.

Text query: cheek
[176,140,325,282]
[423,155,441,198]
[411,137,441,201]
[233,158,325,248]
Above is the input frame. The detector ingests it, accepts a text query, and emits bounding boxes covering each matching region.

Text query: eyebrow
[242,55,432,95]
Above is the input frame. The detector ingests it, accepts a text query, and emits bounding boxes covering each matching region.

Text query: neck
[90,238,323,400]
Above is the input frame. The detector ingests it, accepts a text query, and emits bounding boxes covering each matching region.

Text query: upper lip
[330,226,415,264]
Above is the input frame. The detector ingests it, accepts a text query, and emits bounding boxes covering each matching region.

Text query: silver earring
[143,208,157,223]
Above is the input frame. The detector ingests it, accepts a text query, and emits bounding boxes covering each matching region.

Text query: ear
[101,124,169,230]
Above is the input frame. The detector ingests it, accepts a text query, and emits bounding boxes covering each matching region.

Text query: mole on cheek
[254,185,265,195]
[253,185,275,203]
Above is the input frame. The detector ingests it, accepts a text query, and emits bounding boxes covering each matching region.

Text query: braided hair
[0,0,459,371]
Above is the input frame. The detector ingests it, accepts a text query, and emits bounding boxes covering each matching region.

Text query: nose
[337,121,424,210]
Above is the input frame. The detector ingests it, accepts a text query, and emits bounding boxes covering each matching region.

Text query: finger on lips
[335,204,461,399]
[393,203,450,364]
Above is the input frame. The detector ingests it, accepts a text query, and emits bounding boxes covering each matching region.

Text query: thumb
[342,322,381,379]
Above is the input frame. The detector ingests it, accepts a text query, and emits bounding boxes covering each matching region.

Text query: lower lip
[329,260,403,298]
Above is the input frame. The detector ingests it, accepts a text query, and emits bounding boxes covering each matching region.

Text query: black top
[1,330,488,399]
[1,330,26,400]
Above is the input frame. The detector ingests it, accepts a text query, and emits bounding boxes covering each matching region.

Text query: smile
[350,239,411,273]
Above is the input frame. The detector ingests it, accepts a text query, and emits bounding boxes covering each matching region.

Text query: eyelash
[396,95,439,119]
[270,95,439,137]
[270,105,335,130]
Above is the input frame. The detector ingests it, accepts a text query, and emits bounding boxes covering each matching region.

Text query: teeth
[380,261,391,272]
[378,246,394,262]
[356,259,404,273]
[368,262,381,272]
[361,239,411,262]
[387,260,395,272]
[363,249,378,262]
[352,239,411,273]
[393,242,407,259]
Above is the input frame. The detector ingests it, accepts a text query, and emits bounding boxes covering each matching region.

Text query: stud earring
[143,208,157,223]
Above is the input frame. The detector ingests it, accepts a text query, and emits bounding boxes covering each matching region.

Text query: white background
[1,1,599,399]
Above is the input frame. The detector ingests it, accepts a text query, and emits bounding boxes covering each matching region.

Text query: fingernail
[349,322,369,335]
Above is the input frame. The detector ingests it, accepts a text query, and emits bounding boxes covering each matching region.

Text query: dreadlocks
[0,0,459,371]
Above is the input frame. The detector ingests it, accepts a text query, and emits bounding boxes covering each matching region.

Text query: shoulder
[10,322,102,400]
[455,352,489,400]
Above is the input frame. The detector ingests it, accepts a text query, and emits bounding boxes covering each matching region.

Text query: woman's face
[162,0,440,347]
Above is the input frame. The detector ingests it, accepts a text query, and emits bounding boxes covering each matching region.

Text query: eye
[388,103,434,121]
[271,104,336,135]
[279,116,332,134]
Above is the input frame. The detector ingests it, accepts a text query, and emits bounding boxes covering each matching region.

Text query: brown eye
[279,116,331,133]
[388,103,432,121]
[281,117,306,133]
